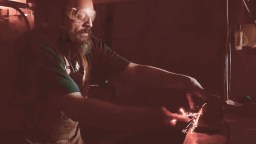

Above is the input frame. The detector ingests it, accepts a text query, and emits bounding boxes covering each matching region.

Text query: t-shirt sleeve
[91,37,130,83]
[22,36,80,96]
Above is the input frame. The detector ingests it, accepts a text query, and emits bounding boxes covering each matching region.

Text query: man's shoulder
[91,35,111,51]
[91,35,104,45]
[23,28,60,56]
[25,27,54,41]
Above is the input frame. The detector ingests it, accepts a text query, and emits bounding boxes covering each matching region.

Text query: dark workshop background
[1,0,256,103]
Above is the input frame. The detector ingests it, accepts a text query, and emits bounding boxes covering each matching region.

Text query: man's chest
[64,55,90,74]
[63,56,90,92]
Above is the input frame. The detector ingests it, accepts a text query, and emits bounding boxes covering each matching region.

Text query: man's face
[64,0,95,43]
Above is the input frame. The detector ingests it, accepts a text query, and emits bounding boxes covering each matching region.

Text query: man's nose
[83,18,93,28]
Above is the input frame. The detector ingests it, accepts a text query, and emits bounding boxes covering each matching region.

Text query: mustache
[77,29,92,35]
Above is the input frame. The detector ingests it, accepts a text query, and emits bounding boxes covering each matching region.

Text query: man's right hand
[161,107,190,126]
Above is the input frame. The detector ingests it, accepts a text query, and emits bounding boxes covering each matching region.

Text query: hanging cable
[225,0,242,106]
[224,0,231,102]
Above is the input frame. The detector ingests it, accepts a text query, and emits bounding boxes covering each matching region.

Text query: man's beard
[61,30,92,58]
[69,39,92,58]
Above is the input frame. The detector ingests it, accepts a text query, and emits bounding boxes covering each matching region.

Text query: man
[2,0,205,143]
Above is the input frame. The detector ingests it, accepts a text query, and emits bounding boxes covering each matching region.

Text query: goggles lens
[68,8,96,23]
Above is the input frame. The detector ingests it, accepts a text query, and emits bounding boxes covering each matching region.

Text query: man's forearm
[55,92,166,130]
[120,63,193,89]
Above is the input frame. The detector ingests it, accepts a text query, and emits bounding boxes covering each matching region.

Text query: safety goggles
[67,8,96,23]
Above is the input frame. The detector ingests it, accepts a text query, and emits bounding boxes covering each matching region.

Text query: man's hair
[34,0,69,27]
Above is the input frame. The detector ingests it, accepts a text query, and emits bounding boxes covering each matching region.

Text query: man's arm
[51,92,190,130]
[119,63,205,109]
[120,62,203,91]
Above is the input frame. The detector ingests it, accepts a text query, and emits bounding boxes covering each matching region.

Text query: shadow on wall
[108,0,226,95]
[0,8,33,97]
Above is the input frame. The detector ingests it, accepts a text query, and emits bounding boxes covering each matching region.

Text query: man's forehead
[67,0,94,9]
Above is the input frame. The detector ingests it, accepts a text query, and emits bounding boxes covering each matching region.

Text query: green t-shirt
[14,29,80,142]
[12,28,130,142]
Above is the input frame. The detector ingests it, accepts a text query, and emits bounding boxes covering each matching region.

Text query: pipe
[0,0,31,30]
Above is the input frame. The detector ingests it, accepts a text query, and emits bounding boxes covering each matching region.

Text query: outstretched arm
[120,62,203,91]
[52,92,190,131]
[119,62,206,108]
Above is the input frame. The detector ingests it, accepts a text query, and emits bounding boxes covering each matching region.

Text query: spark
[181,103,207,134]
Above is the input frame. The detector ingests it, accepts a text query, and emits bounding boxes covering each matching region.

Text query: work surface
[183,104,256,144]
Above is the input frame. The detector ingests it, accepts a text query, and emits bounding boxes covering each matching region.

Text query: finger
[170,119,177,126]
[179,107,186,116]
[161,107,173,117]
[161,107,190,123]
[186,93,195,110]
[170,113,190,123]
